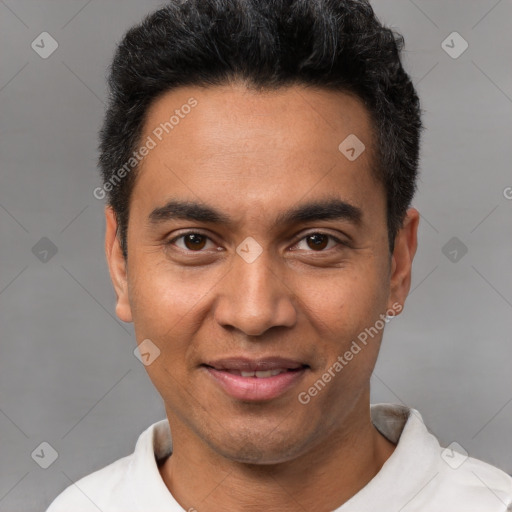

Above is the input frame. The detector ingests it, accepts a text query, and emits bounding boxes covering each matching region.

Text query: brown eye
[168,232,215,252]
[183,233,207,251]
[306,233,329,251]
[291,232,347,253]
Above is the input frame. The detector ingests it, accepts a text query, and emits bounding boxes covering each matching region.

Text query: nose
[213,250,297,337]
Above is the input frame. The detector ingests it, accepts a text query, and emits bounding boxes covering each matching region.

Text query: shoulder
[434,452,512,510]
[370,404,512,510]
[46,419,170,512]
[46,453,133,512]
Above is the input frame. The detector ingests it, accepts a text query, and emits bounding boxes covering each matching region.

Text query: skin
[105,81,419,511]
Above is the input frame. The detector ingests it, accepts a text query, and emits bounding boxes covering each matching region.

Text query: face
[105,82,418,464]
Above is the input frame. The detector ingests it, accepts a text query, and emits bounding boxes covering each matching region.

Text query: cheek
[305,264,387,330]
[128,255,206,328]
[127,263,200,391]
[127,255,228,373]
[300,263,389,376]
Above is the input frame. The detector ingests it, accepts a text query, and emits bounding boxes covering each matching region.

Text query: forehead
[131,82,384,225]
[143,82,375,158]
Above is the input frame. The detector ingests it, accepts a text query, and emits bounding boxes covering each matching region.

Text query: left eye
[167,232,344,252]
[292,233,344,252]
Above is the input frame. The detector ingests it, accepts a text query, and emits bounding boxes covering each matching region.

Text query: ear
[105,206,133,323]
[387,207,419,314]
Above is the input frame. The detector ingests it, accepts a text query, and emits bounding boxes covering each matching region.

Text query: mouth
[204,367,303,377]
[201,361,310,402]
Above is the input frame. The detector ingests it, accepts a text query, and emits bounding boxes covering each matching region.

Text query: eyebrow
[148,197,363,230]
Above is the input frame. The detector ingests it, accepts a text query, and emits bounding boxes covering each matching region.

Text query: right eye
[166,231,218,252]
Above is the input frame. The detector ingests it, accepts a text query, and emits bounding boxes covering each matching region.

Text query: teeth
[235,369,288,378]
[254,370,273,378]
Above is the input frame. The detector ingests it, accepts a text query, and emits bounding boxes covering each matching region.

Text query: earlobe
[104,206,133,323]
[386,208,420,313]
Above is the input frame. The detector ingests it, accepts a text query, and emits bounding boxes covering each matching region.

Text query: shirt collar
[125,403,440,510]
[126,418,178,509]
[336,403,441,510]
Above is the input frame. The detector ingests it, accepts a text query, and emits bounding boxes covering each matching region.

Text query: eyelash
[166,231,348,253]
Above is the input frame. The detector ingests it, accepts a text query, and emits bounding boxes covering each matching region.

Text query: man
[47,0,512,510]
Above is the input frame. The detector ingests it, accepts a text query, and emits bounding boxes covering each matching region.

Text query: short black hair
[98,0,423,260]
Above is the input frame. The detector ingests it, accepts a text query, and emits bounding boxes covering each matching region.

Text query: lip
[202,365,308,402]
[203,356,307,372]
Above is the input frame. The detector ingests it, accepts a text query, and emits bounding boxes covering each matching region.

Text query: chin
[211,434,307,465]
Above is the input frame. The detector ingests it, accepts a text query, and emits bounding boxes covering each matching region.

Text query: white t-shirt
[46,403,512,511]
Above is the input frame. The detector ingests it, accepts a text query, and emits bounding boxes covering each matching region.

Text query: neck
[159,394,396,512]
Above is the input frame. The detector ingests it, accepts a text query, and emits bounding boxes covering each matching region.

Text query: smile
[202,365,308,401]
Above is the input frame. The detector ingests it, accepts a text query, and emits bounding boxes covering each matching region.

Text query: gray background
[1,0,511,510]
